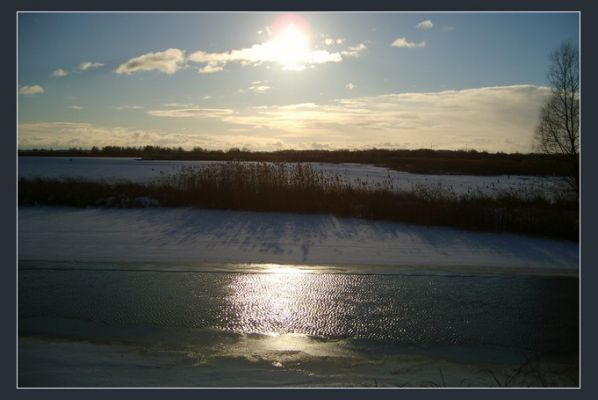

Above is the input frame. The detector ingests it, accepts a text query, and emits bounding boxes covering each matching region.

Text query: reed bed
[19,162,578,241]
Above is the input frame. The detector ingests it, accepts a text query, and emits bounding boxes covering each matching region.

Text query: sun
[272,24,310,70]
[269,14,312,71]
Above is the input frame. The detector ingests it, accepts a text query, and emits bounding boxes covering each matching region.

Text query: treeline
[18,146,575,176]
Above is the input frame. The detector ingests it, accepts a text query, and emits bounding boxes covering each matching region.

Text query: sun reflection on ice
[224,264,320,335]
[218,265,363,370]
[263,264,308,275]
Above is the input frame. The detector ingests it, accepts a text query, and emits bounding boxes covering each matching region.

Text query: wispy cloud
[52,68,68,78]
[198,63,224,74]
[187,34,366,73]
[391,37,426,48]
[19,85,44,95]
[147,107,234,118]
[115,105,145,110]
[52,62,103,77]
[67,105,83,110]
[248,81,271,93]
[115,48,186,75]
[188,46,342,73]
[17,121,283,151]
[345,82,355,90]
[340,43,367,57]
[18,86,551,152]
[161,103,193,108]
[114,35,363,76]
[78,61,105,71]
[416,20,434,30]
[323,37,345,46]
[257,26,272,36]
[218,85,551,152]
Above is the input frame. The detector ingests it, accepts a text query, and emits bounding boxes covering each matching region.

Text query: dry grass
[18,162,578,241]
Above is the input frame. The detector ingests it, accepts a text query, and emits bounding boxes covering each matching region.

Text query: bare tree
[535,41,579,191]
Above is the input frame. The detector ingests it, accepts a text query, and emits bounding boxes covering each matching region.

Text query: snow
[19,335,577,387]
[18,207,578,274]
[18,156,203,183]
[18,156,571,200]
[310,162,570,200]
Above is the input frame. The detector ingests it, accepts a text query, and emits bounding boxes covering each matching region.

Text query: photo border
[3,1,596,399]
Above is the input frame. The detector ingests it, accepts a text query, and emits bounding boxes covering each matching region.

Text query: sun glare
[272,24,310,71]
[263,264,307,274]
[268,14,312,71]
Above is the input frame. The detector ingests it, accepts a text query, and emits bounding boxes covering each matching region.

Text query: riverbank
[18,207,578,273]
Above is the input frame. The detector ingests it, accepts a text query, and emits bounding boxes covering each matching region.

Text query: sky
[17,12,579,152]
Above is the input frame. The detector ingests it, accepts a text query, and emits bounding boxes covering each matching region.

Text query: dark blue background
[3,1,595,399]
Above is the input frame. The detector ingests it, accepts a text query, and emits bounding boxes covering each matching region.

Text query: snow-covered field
[18,207,578,273]
[18,156,571,200]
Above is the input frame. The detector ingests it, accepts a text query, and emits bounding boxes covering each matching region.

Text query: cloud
[218,85,551,152]
[391,37,426,48]
[67,105,83,110]
[161,103,193,108]
[323,37,344,46]
[114,35,362,76]
[115,48,186,75]
[52,63,103,78]
[187,35,365,73]
[198,63,224,74]
[18,85,552,153]
[416,20,434,30]
[52,68,68,78]
[257,26,272,36]
[17,121,283,151]
[19,85,44,95]
[147,107,234,118]
[115,105,145,110]
[340,43,367,57]
[345,83,355,90]
[248,81,271,93]
[78,61,105,71]
[189,45,342,72]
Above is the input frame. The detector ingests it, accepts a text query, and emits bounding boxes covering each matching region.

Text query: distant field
[18,147,577,177]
